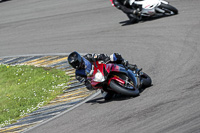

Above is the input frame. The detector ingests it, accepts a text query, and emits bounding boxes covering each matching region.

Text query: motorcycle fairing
[129,0,169,16]
[88,61,138,89]
[106,63,138,86]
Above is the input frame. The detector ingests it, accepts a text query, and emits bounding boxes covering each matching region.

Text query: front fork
[134,68,143,89]
[155,0,169,14]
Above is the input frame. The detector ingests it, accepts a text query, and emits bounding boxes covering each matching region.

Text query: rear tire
[159,3,178,15]
[109,80,140,97]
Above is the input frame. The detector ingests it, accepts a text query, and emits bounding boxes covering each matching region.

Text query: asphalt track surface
[0,0,200,133]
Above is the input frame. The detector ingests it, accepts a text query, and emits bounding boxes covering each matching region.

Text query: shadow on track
[0,0,11,3]
[86,94,139,104]
[120,14,177,26]
[86,84,152,104]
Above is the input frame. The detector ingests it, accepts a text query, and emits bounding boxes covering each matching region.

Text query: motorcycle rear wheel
[109,80,140,97]
[159,3,178,15]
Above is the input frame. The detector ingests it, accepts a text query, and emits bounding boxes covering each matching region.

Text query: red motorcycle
[87,61,152,97]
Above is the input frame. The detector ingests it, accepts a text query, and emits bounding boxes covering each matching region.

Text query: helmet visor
[71,59,82,69]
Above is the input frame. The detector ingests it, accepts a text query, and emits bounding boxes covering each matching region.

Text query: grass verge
[0,64,70,128]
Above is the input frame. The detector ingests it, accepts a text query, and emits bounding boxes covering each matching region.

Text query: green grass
[0,64,70,127]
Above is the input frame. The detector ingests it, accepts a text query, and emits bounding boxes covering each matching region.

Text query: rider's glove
[76,75,86,83]
[122,59,129,67]
[92,54,98,62]
[128,64,138,71]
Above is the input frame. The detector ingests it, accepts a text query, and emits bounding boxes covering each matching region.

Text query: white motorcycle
[129,0,178,22]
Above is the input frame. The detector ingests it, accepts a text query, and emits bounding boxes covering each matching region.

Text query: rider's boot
[133,8,141,16]
[127,13,139,23]
[101,91,114,101]
[132,3,142,16]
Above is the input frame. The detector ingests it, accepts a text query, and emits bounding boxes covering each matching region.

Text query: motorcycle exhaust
[155,8,165,13]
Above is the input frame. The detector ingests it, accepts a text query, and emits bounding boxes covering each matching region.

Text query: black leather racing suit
[113,0,140,22]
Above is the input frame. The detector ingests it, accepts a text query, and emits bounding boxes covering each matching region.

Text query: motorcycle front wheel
[159,3,178,15]
[109,80,140,97]
[140,72,152,88]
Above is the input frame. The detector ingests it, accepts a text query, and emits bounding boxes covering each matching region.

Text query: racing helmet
[68,51,84,69]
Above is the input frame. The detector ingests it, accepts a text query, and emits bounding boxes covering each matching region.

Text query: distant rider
[112,0,141,23]
[68,51,137,100]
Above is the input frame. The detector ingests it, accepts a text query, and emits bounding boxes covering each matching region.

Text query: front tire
[109,80,140,96]
[140,73,152,88]
[159,3,178,15]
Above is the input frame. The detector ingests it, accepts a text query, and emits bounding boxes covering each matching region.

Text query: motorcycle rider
[68,51,137,100]
[112,0,141,23]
